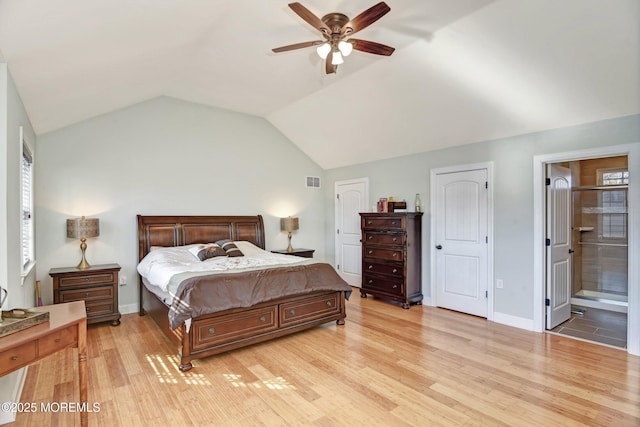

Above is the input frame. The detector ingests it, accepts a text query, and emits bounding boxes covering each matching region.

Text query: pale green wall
[35,96,326,310]
[324,114,640,320]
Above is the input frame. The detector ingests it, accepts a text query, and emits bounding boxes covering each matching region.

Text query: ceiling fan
[272,2,395,74]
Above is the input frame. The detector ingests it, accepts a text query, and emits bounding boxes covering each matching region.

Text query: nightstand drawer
[59,285,114,303]
[85,300,115,318]
[0,341,37,376]
[39,325,78,357]
[59,273,115,288]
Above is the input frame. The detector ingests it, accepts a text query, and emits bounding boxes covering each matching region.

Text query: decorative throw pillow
[215,240,244,257]
[188,244,227,261]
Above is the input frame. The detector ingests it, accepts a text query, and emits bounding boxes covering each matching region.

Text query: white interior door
[435,169,489,317]
[335,179,369,287]
[546,164,572,329]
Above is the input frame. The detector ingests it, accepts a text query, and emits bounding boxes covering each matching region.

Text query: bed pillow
[216,239,244,257]
[188,243,228,261]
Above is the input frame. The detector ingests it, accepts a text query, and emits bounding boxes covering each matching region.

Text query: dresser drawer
[363,274,404,297]
[59,273,115,288]
[364,247,404,262]
[59,285,114,303]
[85,300,115,318]
[362,216,404,230]
[192,306,278,351]
[364,261,403,278]
[280,292,342,327]
[39,325,78,357]
[363,232,405,246]
[0,341,37,376]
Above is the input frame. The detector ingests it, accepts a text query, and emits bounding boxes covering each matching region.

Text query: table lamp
[280,216,299,253]
[67,216,100,270]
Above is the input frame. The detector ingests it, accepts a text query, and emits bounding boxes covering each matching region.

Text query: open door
[546,164,572,329]
[335,179,369,287]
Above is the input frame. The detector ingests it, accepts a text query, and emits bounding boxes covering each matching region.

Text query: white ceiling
[1,0,638,169]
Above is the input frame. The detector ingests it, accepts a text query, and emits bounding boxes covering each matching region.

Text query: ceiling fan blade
[288,2,330,35]
[343,2,391,35]
[326,52,337,74]
[272,40,323,53]
[349,38,395,56]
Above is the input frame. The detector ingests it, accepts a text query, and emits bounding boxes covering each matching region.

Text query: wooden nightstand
[271,248,315,258]
[49,263,121,326]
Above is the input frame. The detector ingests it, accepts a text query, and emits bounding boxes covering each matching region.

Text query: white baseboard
[492,311,535,331]
[0,367,28,425]
[119,303,138,315]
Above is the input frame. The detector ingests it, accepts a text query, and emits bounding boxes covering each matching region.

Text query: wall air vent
[305,176,321,188]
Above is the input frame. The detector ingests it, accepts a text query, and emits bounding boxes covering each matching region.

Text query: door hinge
[485,290,488,299]
[485,181,488,189]
[336,194,339,199]
[545,298,550,306]
[545,238,551,246]
[545,178,551,186]
[485,236,488,244]
[337,229,340,234]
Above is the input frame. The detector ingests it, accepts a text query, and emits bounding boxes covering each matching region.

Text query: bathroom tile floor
[550,305,627,348]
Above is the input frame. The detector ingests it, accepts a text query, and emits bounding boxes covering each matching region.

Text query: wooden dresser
[50,263,121,326]
[360,212,423,308]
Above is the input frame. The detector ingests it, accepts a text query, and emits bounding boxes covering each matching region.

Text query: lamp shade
[67,216,100,239]
[280,217,299,233]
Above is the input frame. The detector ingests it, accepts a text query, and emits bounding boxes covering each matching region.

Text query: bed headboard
[137,215,266,261]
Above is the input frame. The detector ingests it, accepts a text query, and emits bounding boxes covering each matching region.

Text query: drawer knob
[85,278,90,282]
[289,309,296,315]
[85,292,90,297]
[393,284,398,289]
[208,327,216,334]
[11,356,18,361]
[259,316,266,322]
[392,237,397,241]
[368,236,373,240]
[392,252,398,257]
[368,280,373,284]
[326,301,332,307]
[367,221,372,225]
[368,250,373,254]
[368,265,373,270]
[392,269,398,273]
[392,221,397,225]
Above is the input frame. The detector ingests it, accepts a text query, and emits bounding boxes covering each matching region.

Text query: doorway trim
[533,143,640,355]
[429,161,495,321]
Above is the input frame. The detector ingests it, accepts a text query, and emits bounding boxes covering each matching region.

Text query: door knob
[569,249,575,254]
[435,245,443,250]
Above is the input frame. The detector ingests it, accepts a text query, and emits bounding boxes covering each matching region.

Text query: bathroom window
[597,168,628,239]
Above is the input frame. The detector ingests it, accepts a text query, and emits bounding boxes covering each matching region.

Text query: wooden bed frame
[137,215,347,371]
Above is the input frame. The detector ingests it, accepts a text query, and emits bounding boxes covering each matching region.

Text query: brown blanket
[169,263,351,329]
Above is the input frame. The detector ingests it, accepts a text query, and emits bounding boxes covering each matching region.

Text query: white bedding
[137,241,314,292]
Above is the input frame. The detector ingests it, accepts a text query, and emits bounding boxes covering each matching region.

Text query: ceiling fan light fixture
[316,43,331,59]
[331,51,344,65]
[338,40,353,57]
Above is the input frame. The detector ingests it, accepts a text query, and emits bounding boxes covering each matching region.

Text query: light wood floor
[11,291,640,426]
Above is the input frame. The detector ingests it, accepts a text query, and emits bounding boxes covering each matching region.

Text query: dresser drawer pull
[368,250,373,254]
[368,235,373,240]
[392,237,397,242]
[392,268,398,273]
[392,252,398,257]
[368,265,373,270]
[393,284,398,289]
[85,278,90,282]
[326,301,332,307]
[289,309,296,315]
[391,221,397,225]
[367,220,372,225]
[208,327,216,334]
[259,316,266,322]
[368,280,373,284]
[85,292,90,297]
[11,356,18,361]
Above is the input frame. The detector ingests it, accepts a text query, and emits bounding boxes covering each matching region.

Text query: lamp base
[77,238,91,270]
[287,232,294,253]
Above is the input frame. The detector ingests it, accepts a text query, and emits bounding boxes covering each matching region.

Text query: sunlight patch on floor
[145,354,211,385]
[223,373,296,391]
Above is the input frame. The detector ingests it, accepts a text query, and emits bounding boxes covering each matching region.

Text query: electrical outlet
[496,279,503,289]
[119,276,127,286]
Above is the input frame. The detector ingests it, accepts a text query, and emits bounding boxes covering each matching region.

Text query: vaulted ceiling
[0,0,638,169]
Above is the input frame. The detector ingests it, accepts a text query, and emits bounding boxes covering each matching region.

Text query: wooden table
[0,301,88,426]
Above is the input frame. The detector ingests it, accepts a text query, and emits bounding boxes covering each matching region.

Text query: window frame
[20,126,35,276]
